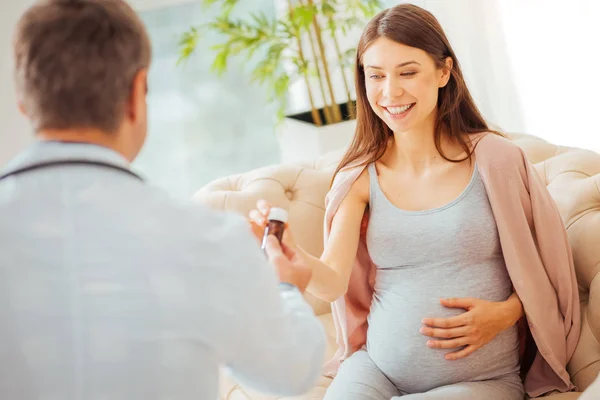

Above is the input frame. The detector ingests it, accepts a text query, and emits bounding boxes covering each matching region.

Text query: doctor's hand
[263,235,311,293]
[419,296,522,360]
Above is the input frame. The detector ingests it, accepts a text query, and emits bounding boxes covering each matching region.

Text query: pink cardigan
[322,133,580,398]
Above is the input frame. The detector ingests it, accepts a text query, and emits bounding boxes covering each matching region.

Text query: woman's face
[362,36,451,134]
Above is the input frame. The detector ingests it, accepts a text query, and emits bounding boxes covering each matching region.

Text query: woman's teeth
[385,103,414,115]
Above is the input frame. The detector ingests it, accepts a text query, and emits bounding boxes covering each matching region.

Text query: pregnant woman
[249,4,579,399]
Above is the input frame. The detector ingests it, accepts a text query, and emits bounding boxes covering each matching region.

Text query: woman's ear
[439,57,453,88]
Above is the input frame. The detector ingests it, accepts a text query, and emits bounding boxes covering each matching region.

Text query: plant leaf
[273,74,290,98]
[210,47,230,74]
[322,2,336,18]
[176,27,201,65]
[326,17,336,35]
[292,4,317,30]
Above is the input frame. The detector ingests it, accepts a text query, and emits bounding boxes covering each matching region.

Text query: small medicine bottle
[261,207,288,251]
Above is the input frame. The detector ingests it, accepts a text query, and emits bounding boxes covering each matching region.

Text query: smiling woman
[308,4,579,400]
[364,60,420,118]
[248,3,580,400]
[333,5,494,182]
[364,43,445,129]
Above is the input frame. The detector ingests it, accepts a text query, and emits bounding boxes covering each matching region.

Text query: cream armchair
[193,133,600,400]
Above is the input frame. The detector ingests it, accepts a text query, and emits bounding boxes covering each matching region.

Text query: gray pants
[324,351,524,400]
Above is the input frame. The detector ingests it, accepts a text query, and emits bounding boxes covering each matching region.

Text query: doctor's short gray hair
[13,0,152,133]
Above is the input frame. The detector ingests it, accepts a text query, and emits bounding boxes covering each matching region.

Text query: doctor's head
[13,0,152,162]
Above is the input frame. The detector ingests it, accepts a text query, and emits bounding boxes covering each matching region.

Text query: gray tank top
[364,162,520,393]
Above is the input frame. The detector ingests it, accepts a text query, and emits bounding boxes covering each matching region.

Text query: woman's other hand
[419,294,524,360]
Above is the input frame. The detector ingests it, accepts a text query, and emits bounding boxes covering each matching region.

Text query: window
[133,1,280,198]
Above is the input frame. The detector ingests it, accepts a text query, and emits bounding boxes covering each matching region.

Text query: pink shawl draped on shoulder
[321,133,580,398]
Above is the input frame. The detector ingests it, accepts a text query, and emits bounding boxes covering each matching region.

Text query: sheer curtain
[494,0,600,151]
[404,0,600,151]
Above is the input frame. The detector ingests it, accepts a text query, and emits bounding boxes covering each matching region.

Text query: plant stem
[298,0,333,124]
[329,15,355,119]
[306,0,342,123]
[287,0,322,126]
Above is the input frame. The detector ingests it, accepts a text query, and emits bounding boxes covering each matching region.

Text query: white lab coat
[0,141,325,400]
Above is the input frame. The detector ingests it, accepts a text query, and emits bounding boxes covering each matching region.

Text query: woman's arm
[305,169,370,302]
[502,292,525,327]
[248,169,370,303]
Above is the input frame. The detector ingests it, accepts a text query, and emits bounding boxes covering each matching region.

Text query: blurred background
[1,0,599,198]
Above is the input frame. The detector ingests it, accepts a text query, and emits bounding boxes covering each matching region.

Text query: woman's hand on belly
[419,294,524,360]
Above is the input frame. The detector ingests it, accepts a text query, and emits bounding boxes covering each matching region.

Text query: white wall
[418,0,600,151]
[0,0,36,167]
[495,0,600,152]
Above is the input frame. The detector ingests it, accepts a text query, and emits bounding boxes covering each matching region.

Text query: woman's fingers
[445,344,479,360]
[419,325,471,339]
[249,209,265,225]
[257,199,271,216]
[426,336,470,349]
[421,313,469,329]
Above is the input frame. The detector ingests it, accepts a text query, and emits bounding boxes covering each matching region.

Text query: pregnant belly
[366,285,520,393]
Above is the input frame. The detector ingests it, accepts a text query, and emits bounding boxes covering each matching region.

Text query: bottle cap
[268,207,288,223]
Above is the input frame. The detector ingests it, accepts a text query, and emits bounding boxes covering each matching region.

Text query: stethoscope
[0,159,143,182]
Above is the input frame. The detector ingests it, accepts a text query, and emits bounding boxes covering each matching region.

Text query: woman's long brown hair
[333,4,501,183]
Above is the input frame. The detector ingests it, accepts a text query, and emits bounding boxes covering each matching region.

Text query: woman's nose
[382,77,403,99]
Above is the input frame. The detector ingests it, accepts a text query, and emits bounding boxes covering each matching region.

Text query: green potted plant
[178,0,382,161]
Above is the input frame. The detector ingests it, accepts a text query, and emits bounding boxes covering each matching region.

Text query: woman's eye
[401,71,417,77]
[369,74,383,80]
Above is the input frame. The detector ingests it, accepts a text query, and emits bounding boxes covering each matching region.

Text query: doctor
[0,1,325,399]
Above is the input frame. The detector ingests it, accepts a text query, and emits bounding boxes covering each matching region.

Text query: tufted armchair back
[193,133,600,394]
